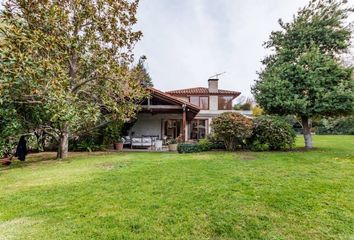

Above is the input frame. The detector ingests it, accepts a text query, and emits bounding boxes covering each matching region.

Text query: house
[127,78,240,144]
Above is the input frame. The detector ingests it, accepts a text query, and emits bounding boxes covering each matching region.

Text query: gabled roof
[147,87,200,112]
[166,87,241,97]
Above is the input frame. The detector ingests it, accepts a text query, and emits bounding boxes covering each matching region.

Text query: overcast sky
[133,0,312,97]
[1,0,351,97]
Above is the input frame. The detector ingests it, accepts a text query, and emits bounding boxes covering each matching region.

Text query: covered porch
[125,88,200,148]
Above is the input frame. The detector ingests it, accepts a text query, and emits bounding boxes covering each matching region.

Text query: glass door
[164,120,182,139]
[190,119,207,140]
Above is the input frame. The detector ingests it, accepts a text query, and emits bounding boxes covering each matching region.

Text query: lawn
[0,136,353,240]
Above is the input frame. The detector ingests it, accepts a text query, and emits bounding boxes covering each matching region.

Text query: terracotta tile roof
[166,87,241,97]
[147,87,200,111]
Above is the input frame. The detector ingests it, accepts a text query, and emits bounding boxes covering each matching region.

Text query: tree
[252,0,354,149]
[0,0,147,158]
[132,56,153,87]
[251,105,263,117]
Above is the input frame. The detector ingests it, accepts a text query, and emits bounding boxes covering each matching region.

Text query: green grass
[0,135,353,240]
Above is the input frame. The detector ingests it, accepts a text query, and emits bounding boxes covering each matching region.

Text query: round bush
[249,115,296,151]
[211,112,253,151]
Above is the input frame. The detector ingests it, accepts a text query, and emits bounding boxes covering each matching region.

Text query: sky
[1,0,351,98]
[133,0,312,97]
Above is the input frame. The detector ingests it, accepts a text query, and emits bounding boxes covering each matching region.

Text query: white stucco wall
[175,96,189,102]
[128,113,183,138]
[209,95,218,111]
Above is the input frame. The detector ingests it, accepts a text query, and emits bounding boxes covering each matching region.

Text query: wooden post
[182,105,186,142]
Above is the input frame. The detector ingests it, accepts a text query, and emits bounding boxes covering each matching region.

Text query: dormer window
[189,96,209,110]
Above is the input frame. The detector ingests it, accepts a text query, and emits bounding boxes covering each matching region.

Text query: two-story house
[127,78,240,143]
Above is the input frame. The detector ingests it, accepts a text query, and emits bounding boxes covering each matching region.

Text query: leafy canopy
[252,0,354,118]
[0,0,147,155]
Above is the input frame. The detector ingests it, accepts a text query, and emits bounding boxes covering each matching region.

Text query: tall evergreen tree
[133,56,153,87]
[252,0,354,149]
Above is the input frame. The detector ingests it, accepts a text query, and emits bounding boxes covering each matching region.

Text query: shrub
[211,112,253,151]
[233,104,241,110]
[251,105,263,117]
[248,140,269,152]
[198,138,212,151]
[102,121,124,144]
[177,143,201,153]
[315,116,354,135]
[69,137,103,152]
[207,134,226,150]
[249,115,296,151]
[240,102,252,110]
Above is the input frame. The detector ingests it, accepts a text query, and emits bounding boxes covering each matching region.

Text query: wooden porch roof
[140,87,200,121]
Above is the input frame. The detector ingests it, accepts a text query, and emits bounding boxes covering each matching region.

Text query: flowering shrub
[211,112,253,151]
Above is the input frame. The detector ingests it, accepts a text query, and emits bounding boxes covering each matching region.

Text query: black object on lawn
[16,136,27,161]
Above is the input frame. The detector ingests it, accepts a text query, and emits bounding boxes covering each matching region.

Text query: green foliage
[248,140,269,152]
[198,138,212,151]
[169,139,178,144]
[70,138,103,152]
[132,56,153,87]
[0,0,147,158]
[240,102,251,111]
[254,46,354,117]
[177,139,214,154]
[252,0,354,148]
[315,116,354,135]
[233,104,241,110]
[211,112,253,151]
[177,143,201,153]
[0,106,22,157]
[248,116,296,151]
[207,134,226,150]
[102,121,124,144]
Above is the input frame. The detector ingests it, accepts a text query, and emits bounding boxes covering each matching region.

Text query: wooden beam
[141,105,182,109]
[182,105,186,142]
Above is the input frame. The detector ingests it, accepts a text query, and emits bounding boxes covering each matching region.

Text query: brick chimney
[208,78,219,93]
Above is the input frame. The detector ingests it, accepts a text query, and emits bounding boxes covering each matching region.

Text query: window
[218,96,233,110]
[200,97,209,110]
[189,96,199,106]
[189,96,209,110]
[190,119,207,140]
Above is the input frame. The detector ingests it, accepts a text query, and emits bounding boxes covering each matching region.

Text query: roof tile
[166,87,240,96]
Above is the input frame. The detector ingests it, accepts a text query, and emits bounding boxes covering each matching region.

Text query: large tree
[0,0,147,158]
[252,0,354,149]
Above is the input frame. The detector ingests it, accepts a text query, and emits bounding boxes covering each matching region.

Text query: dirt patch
[0,217,42,240]
[98,162,115,170]
[238,153,257,161]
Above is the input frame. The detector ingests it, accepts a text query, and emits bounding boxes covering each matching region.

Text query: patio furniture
[131,135,159,149]
[154,140,163,151]
[123,136,132,147]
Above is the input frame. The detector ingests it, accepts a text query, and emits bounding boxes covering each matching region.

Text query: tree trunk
[301,116,313,149]
[57,124,69,159]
